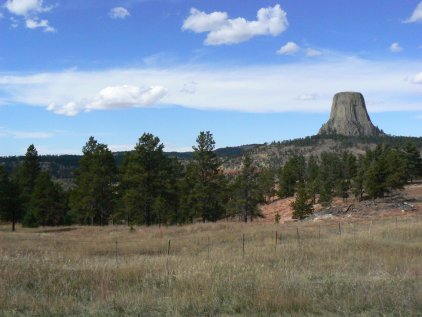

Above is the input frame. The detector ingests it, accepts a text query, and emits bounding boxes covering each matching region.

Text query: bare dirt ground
[257,183,422,224]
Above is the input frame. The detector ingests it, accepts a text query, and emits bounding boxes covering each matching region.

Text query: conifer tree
[291,182,314,220]
[182,131,225,222]
[70,137,117,225]
[15,144,41,213]
[228,155,264,222]
[0,166,21,231]
[24,172,68,227]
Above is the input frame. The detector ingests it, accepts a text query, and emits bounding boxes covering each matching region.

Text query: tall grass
[1,216,422,316]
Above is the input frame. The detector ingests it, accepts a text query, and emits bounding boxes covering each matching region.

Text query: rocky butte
[319,92,384,137]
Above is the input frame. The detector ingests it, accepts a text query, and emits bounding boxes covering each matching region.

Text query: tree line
[0,132,421,229]
[282,143,422,219]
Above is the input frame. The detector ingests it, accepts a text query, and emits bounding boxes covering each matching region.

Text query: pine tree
[70,137,117,225]
[182,131,225,222]
[24,172,68,227]
[278,155,306,198]
[228,155,264,222]
[120,133,181,226]
[15,144,41,213]
[403,142,422,182]
[0,166,21,231]
[291,183,314,220]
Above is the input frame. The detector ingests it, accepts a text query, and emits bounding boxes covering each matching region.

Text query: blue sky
[0,0,421,155]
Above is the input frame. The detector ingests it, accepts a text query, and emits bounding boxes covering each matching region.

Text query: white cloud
[305,48,322,57]
[297,94,317,101]
[88,85,168,111]
[182,5,288,45]
[47,102,82,116]
[1,57,422,115]
[405,1,422,23]
[26,18,55,32]
[5,0,52,16]
[109,7,130,19]
[390,42,403,53]
[412,72,422,84]
[5,0,56,32]
[277,42,300,55]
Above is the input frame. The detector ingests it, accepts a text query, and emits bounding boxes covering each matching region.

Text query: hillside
[1,135,421,183]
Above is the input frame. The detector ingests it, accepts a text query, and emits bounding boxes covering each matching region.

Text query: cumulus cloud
[88,85,168,111]
[26,18,55,32]
[390,42,403,53]
[1,57,421,115]
[5,0,52,16]
[277,42,300,55]
[109,7,130,19]
[4,0,56,32]
[46,85,168,116]
[405,1,422,23]
[182,5,288,45]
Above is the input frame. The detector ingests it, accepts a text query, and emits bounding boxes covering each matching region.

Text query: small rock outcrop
[319,92,384,137]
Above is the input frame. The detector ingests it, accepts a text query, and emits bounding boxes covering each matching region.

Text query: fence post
[167,239,171,256]
[296,227,300,242]
[242,233,245,258]
[275,231,278,252]
[318,225,321,240]
[396,217,398,227]
[207,237,210,259]
[115,240,118,265]
[338,223,342,236]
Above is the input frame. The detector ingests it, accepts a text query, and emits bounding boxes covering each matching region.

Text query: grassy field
[1,215,422,316]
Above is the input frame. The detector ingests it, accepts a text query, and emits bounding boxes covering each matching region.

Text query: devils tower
[319,92,384,137]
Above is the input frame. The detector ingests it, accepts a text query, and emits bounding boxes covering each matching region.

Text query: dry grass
[1,215,422,316]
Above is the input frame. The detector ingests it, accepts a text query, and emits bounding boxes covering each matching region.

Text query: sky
[0,0,421,155]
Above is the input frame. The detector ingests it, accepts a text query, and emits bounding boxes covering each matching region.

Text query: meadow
[1,215,422,316]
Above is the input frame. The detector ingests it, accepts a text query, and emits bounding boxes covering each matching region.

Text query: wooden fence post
[296,227,300,242]
[115,240,118,265]
[167,239,171,256]
[338,223,342,236]
[242,233,245,258]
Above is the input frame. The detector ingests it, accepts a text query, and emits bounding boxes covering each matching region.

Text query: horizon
[1,0,422,156]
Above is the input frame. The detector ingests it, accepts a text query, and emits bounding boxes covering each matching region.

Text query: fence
[0,213,421,265]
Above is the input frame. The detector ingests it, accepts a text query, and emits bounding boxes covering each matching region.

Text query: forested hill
[1,135,422,181]
[0,144,259,180]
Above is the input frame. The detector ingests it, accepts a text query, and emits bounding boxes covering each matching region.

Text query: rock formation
[319,92,384,137]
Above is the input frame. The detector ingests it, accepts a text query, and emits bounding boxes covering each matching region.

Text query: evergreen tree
[70,137,117,225]
[291,182,314,220]
[182,131,225,222]
[403,142,422,181]
[228,155,264,222]
[15,144,41,213]
[120,133,181,226]
[0,166,21,231]
[278,155,306,198]
[23,172,68,227]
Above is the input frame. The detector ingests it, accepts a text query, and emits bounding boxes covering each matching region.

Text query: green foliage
[15,144,41,212]
[24,172,68,227]
[227,155,264,222]
[181,131,226,222]
[119,133,182,226]
[0,166,21,231]
[278,155,306,198]
[291,183,314,220]
[70,137,117,225]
